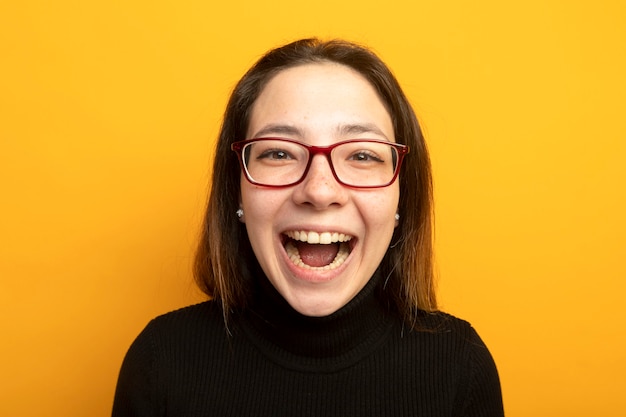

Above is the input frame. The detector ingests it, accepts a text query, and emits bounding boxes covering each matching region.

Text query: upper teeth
[284,230,352,244]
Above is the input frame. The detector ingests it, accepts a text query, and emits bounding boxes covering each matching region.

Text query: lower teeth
[284,241,350,270]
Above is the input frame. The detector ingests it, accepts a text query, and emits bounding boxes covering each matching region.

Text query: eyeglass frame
[231,137,410,189]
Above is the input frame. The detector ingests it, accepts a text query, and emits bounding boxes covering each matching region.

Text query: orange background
[1,0,625,415]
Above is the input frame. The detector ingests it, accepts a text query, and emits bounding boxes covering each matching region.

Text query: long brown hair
[194,38,436,323]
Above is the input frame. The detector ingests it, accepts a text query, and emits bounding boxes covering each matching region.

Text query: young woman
[112,38,504,416]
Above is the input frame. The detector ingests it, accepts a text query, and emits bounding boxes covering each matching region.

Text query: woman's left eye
[349,151,383,162]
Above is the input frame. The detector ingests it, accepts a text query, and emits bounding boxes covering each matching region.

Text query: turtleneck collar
[238,270,395,373]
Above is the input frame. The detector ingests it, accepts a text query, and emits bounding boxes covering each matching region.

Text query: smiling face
[240,62,399,316]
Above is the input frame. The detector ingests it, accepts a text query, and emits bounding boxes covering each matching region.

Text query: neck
[239,270,395,371]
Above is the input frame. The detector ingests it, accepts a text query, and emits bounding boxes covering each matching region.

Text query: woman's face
[240,62,399,316]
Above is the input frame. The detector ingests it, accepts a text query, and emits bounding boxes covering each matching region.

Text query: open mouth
[282,230,353,270]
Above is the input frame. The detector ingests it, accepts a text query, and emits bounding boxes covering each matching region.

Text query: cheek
[240,184,288,231]
[359,189,399,226]
[240,187,273,262]
[240,181,266,217]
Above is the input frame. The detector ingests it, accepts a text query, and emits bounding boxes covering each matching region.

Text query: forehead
[257,62,376,104]
[247,63,393,141]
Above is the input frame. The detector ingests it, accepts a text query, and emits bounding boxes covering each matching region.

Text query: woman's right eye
[257,149,292,160]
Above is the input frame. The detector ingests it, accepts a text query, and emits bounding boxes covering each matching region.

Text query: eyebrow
[251,124,304,139]
[337,123,389,139]
[251,123,390,140]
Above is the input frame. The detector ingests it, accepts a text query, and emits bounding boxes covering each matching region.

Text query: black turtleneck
[240,270,394,372]
[112,272,504,416]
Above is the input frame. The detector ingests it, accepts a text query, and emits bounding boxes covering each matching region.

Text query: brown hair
[194,38,436,323]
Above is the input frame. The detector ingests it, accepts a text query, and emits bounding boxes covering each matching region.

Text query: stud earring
[236,208,244,219]
[395,213,400,221]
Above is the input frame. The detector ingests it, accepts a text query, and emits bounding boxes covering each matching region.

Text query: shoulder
[399,311,498,376]
[413,310,470,330]
[408,311,504,415]
[411,311,486,345]
[148,300,224,329]
[120,301,235,377]
[130,301,230,354]
[113,301,233,414]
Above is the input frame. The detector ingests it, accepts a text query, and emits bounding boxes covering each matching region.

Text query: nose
[292,154,349,209]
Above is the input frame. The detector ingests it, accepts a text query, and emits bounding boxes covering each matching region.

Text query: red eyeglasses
[231,138,409,188]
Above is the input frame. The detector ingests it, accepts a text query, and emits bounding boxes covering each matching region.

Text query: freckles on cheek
[356,193,398,222]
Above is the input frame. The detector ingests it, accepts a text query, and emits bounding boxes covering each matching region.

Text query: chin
[278,277,361,317]
[288,295,347,317]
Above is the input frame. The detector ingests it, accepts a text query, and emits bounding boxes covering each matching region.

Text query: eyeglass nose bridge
[297,146,346,186]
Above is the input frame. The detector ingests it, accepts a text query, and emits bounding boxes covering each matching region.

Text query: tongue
[295,242,340,267]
